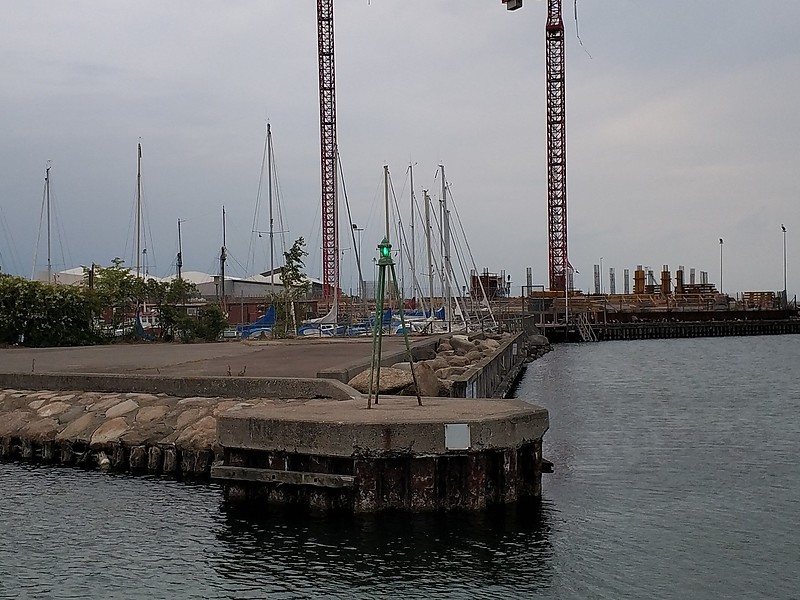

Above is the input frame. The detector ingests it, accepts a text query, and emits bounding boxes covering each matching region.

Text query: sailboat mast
[383,165,390,240]
[440,164,451,331]
[267,123,275,291]
[136,142,142,279]
[424,190,434,314]
[409,163,415,302]
[220,206,227,303]
[45,163,52,283]
[176,218,183,281]
[383,165,391,306]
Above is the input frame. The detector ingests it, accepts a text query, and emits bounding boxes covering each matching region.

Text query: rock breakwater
[0,389,276,476]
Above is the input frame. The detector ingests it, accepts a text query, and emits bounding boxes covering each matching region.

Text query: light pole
[719,238,724,294]
[599,256,604,295]
[782,224,787,307]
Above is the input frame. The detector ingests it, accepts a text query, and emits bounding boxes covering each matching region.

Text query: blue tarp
[237,305,276,338]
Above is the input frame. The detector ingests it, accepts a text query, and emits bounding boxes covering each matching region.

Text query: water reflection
[214,500,556,598]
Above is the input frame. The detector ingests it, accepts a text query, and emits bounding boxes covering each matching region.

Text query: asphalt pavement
[0,338,411,379]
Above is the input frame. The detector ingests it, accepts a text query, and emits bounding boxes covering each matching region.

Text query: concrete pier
[213,396,548,512]
[0,331,551,512]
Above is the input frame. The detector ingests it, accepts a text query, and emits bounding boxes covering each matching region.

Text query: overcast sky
[1,1,799,298]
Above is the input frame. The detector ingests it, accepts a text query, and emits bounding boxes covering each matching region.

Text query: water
[1,336,799,599]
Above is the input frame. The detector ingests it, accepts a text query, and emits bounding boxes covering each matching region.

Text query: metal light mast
[317,0,339,298]
[545,0,568,291]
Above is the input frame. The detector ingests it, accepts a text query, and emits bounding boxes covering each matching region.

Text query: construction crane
[316,0,523,298]
[317,0,338,298]
[545,0,568,291]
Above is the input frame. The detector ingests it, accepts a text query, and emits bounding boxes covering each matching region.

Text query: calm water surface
[1,335,798,599]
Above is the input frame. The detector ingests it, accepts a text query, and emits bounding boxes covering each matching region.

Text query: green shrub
[0,275,99,347]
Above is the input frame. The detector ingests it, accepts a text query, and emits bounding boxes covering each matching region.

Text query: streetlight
[782,224,787,307]
[719,238,724,294]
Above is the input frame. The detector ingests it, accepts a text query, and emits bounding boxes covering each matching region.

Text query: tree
[83,259,201,341]
[157,278,199,341]
[85,258,139,334]
[195,304,227,341]
[278,237,310,336]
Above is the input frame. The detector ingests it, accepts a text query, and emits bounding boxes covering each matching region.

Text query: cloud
[1,1,799,297]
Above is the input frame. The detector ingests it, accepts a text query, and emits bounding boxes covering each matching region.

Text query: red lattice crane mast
[545,0,568,291]
[316,1,523,298]
[317,0,339,298]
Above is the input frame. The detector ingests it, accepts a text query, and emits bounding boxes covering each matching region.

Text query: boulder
[450,335,476,353]
[438,378,454,397]
[435,366,468,380]
[348,367,414,394]
[530,334,550,347]
[56,413,105,444]
[445,355,470,368]
[411,361,441,397]
[413,345,438,361]
[425,357,449,371]
[90,417,131,447]
[21,418,60,442]
[465,350,484,364]
[37,402,70,418]
[136,405,170,424]
[106,398,140,419]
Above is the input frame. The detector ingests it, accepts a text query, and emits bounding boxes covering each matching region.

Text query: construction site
[310,0,798,342]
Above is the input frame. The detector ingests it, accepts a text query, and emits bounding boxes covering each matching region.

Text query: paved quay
[0,337,413,379]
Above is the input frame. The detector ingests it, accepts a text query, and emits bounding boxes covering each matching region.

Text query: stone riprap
[0,388,283,476]
[347,332,551,397]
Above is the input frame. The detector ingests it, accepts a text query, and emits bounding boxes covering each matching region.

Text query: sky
[1,0,799,299]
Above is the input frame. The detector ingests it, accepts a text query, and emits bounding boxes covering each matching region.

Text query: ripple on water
[2,336,799,599]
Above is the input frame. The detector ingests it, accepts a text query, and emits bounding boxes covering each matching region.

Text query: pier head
[214,396,548,512]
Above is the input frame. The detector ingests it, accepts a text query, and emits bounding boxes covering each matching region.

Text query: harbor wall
[449,331,550,399]
[594,319,800,341]
[0,373,357,401]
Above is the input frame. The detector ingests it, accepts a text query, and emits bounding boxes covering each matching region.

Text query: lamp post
[782,224,787,307]
[719,238,724,294]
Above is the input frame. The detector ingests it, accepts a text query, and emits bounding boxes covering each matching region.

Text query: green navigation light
[378,237,392,261]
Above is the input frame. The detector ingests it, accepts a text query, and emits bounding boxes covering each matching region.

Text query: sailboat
[237,123,293,338]
[31,162,65,283]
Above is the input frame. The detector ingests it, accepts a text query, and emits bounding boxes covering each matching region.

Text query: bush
[0,275,100,347]
[195,304,227,341]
